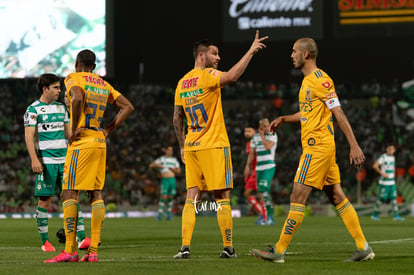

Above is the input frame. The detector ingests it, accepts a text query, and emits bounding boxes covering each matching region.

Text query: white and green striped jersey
[377,153,395,186]
[154,156,180,174]
[250,132,277,171]
[24,100,68,164]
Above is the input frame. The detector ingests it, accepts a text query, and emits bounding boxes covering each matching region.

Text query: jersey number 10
[185,103,208,132]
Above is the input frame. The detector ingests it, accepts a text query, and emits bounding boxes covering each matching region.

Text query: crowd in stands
[1,78,414,213]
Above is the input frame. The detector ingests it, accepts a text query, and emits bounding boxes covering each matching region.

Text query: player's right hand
[244,165,251,178]
[32,159,43,174]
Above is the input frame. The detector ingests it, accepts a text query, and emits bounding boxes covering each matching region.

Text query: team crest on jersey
[37,182,42,191]
[305,88,311,101]
[307,138,315,146]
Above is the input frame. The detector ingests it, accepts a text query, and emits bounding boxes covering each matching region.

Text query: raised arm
[220,30,268,87]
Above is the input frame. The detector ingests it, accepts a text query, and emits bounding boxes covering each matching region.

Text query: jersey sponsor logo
[185,97,199,106]
[82,76,106,86]
[181,77,199,89]
[180,88,203,98]
[41,123,62,131]
[186,141,201,147]
[321,81,331,89]
[307,137,315,146]
[326,91,337,99]
[284,218,297,235]
[85,85,109,95]
[207,69,219,76]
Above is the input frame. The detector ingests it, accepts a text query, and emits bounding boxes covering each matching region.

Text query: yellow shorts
[294,146,340,190]
[184,147,233,191]
[63,147,106,191]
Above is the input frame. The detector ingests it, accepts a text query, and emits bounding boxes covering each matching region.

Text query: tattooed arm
[173,105,186,163]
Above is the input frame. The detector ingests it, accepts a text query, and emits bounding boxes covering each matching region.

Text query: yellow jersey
[175,67,230,151]
[64,72,121,149]
[299,68,340,149]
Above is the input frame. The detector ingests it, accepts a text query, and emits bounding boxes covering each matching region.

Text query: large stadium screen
[334,0,414,38]
[222,0,324,42]
[0,0,106,78]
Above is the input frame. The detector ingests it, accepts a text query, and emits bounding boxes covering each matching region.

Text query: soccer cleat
[250,245,285,263]
[344,246,375,262]
[220,247,237,258]
[370,214,380,221]
[266,216,276,225]
[56,228,66,243]
[393,215,405,221]
[173,246,190,259]
[78,237,91,250]
[255,215,264,225]
[166,215,172,221]
[44,251,79,263]
[80,252,98,262]
[157,213,162,221]
[41,240,56,252]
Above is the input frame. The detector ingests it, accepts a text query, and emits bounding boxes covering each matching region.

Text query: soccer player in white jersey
[245,118,277,225]
[150,146,181,220]
[24,73,90,252]
[371,145,405,221]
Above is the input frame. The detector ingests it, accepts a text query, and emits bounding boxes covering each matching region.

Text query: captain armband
[325,97,341,110]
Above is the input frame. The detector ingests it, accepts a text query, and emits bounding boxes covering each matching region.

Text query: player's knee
[39,196,51,202]
[60,190,79,201]
[88,190,103,203]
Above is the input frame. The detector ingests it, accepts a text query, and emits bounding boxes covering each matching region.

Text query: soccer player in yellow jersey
[250,38,375,263]
[173,30,268,258]
[45,49,134,263]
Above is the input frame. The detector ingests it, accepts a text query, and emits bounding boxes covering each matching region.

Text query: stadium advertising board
[334,0,414,37]
[222,0,323,42]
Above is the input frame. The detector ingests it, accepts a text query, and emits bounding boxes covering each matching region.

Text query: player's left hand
[68,128,85,145]
[349,145,365,168]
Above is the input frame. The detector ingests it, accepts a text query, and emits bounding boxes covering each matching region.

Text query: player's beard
[205,56,217,69]
[293,56,304,70]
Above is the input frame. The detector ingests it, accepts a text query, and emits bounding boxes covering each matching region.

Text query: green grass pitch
[0,215,413,274]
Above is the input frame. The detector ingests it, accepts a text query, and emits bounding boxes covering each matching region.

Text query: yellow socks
[63,199,78,253]
[217,199,233,247]
[89,200,105,254]
[275,203,305,255]
[336,198,367,250]
[181,199,196,247]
